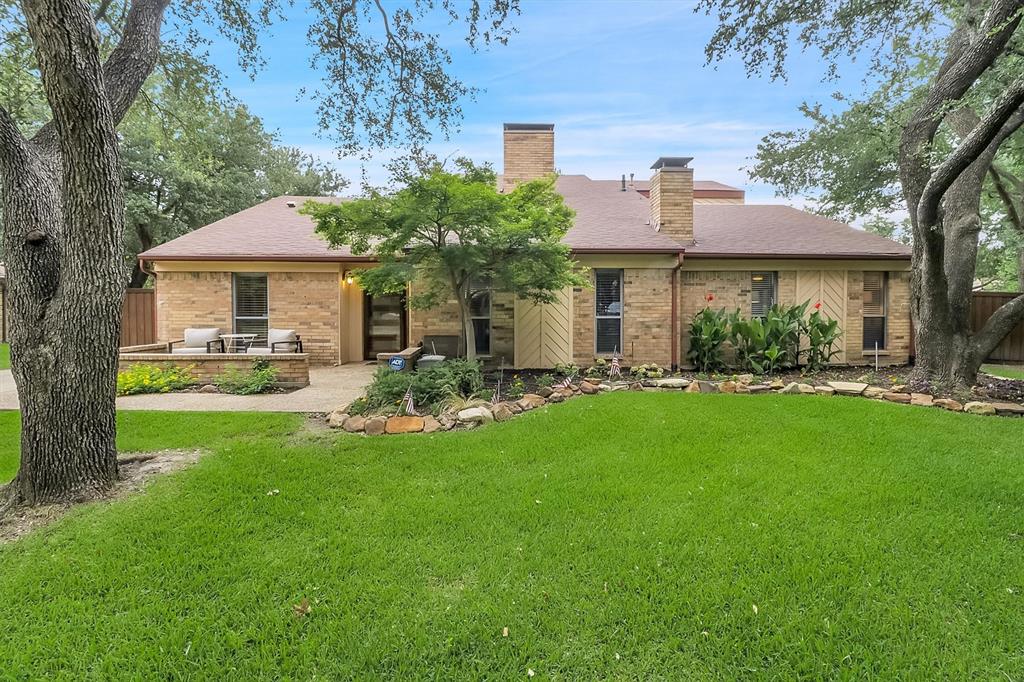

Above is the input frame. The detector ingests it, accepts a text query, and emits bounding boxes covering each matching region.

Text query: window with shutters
[469,276,492,356]
[595,269,623,354]
[863,272,887,350]
[233,273,269,344]
[750,272,777,318]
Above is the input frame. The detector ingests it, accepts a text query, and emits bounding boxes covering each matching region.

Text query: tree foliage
[303,161,586,360]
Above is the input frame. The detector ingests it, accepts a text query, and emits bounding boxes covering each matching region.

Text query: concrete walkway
[0,363,376,413]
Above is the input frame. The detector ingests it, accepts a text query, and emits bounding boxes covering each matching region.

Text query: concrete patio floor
[0,363,376,413]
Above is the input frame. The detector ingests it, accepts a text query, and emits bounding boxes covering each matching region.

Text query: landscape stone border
[325,374,1024,435]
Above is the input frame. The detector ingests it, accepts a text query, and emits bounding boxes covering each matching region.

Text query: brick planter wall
[118,353,310,388]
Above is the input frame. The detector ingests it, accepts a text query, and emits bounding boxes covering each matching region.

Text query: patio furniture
[167,327,225,354]
[246,328,304,354]
[220,333,258,353]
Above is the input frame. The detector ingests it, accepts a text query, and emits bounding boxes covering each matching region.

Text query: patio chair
[246,328,303,354]
[167,327,225,354]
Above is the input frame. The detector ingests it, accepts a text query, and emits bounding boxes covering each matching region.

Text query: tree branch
[30,0,171,150]
[0,104,28,169]
[974,292,1024,358]
[918,90,1024,229]
[990,165,1024,233]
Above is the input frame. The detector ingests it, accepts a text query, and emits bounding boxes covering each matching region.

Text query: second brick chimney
[649,157,694,245]
[502,123,555,191]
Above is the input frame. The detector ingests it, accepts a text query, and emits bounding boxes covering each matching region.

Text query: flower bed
[326,371,1024,436]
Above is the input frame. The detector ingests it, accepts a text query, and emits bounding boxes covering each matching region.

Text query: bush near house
[215,359,279,395]
[363,359,485,415]
[117,364,196,396]
[688,301,843,375]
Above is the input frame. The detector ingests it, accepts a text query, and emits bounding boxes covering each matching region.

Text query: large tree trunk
[897,0,1024,389]
[0,0,169,507]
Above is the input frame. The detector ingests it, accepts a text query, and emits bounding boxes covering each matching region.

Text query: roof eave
[684,252,911,260]
[138,254,378,263]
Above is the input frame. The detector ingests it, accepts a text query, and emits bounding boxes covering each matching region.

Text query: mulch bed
[483,365,1024,405]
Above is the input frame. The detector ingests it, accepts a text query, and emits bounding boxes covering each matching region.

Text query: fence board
[972,292,1024,363]
[121,288,155,347]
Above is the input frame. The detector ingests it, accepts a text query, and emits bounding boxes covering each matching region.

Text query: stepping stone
[827,381,868,396]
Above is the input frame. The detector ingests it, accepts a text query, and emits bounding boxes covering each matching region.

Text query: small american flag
[555,373,575,390]
[399,384,415,415]
[609,351,622,379]
[492,377,501,405]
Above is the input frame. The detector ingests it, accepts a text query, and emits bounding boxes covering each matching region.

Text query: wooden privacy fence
[121,288,155,347]
[973,292,1024,363]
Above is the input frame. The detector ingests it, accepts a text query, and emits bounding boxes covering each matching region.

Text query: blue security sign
[388,356,406,371]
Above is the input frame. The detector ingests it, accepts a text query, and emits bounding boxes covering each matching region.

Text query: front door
[364,292,406,359]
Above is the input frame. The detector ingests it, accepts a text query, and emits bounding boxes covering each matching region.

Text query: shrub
[215,358,279,395]
[802,304,843,372]
[630,363,665,380]
[687,307,729,372]
[585,358,609,378]
[363,358,485,414]
[727,303,805,374]
[117,363,196,396]
[504,375,526,401]
[536,373,555,388]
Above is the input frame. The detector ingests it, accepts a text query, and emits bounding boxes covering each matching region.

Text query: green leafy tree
[304,161,586,361]
[0,0,517,507]
[699,0,1024,388]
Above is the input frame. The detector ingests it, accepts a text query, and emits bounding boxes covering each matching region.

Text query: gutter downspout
[671,250,684,371]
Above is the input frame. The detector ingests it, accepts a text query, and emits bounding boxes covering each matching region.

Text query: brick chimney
[502,123,555,191]
[649,157,694,245]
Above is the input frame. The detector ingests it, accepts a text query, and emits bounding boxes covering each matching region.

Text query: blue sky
[205,0,870,203]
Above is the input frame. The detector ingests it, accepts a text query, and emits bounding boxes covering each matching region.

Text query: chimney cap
[503,123,554,132]
[650,156,693,170]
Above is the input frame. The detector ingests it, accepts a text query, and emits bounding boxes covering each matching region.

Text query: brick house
[139,123,912,369]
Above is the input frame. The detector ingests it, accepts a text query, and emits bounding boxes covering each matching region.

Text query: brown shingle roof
[141,180,910,262]
[689,204,911,259]
[139,196,367,261]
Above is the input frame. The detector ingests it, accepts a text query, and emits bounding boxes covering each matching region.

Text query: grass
[0,343,8,370]
[982,363,1024,380]
[1,396,1023,678]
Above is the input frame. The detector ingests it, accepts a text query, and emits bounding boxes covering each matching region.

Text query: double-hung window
[750,272,777,318]
[469,277,492,357]
[863,272,887,350]
[595,269,623,355]
[233,273,269,345]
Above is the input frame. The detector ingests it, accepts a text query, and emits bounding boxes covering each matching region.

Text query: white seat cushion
[267,328,297,345]
[183,327,221,347]
[246,347,273,355]
[171,347,209,355]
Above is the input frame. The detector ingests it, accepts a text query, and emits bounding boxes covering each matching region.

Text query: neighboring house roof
[632,179,745,200]
[140,178,910,262]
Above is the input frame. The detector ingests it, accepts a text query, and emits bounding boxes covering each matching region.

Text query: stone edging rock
[326,376,1024,435]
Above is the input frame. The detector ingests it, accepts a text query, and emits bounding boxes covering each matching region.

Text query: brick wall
[118,353,310,387]
[268,272,339,365]
[502,125,554,190]
[156,270,341,366]
[408,289,515,365]
[572,268,674,367]
[156,271,232,343]
[649,166,694,245]
[680,268,911,367]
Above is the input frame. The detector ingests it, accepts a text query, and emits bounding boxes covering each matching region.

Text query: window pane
[469,289,491,318]
[863,317,885,350]
[751,272,776,317]
[472,318,491,356]
[863,272,886,316]
[234,274,268,318]
[595,270,622,317]
[596,318,621,355]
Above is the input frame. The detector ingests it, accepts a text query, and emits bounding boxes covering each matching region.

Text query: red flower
[705,293,715,302]
[814,301,822,310]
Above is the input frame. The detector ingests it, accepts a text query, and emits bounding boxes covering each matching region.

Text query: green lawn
[1,397,1023,678]
[0,343,8,370]
[983,363,1024,380]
